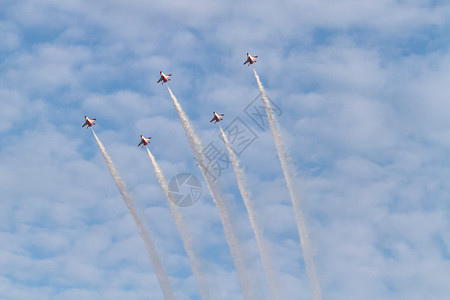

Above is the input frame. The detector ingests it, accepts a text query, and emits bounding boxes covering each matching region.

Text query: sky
[1,0,450,299]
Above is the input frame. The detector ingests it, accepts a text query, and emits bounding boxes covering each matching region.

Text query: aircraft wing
[157,77,163,83]
[210,117,216,122]
[138,141,143,146]
[82,121,88,127]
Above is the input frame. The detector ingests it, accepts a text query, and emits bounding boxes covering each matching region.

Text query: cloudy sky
[1,0,450,299]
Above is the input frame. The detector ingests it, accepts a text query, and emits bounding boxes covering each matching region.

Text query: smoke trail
[146,148,211,300]
[167,86,254,300]
[253,69,322,300]
[91,129,176,300]
[219,125,280,300]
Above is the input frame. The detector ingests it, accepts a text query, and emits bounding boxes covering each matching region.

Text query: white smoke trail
[219,125,280,300]
[167,86,254,300]
[146,148,211,300]
[253,69,322,300]
[91,129,176,300]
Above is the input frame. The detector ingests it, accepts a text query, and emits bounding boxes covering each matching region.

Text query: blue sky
[1,1,450,299]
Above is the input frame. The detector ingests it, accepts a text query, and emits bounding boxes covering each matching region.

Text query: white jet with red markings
[157,71,172,84]
[138,135,152,147]
[210,112,224,124]
[82,116,96,129]
[243,53,258,66]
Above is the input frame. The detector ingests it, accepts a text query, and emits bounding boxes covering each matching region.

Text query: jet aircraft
[243,53,258,66]
[82,116,96,129]
[157,71,172,84]
[210,112,224,124]
[138,135,152,147]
